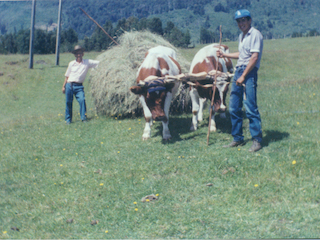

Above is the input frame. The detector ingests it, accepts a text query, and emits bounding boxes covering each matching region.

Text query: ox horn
[187,72,208,81]
[165,73,187,81]
[208,69,222,76]
[138,80,146,86]
[202,84,214,88]
[187,81,196,86]
[227,72,234,77]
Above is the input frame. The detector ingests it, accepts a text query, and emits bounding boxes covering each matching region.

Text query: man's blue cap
[234,9,251,20]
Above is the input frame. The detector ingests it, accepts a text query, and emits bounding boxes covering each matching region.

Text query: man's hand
[62,86,66,94]
[236,75,245,86]
[216,50,224,58]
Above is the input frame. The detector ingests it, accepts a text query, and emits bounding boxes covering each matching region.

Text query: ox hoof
[142,134,150,140]
[190,125,197,131]
[162,137,172,141]
[163,134,172,140]
[220,112,226,119]
[210,127,217,132]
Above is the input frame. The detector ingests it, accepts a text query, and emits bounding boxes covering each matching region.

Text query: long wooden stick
[80,8,119,46]
[207,25,222,146]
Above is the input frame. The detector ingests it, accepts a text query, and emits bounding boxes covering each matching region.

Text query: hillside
[0,0,320,42]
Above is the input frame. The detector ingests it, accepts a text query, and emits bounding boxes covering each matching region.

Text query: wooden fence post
[29,0,36,69]
[55,0,62,66]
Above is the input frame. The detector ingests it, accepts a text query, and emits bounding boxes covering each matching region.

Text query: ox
[130,46,181,140]
[189,43,234,132]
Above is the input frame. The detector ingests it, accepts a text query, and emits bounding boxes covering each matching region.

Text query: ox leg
[139,95,152,140]
[218,86,227,119]
[162,91,172,140]
[189,88,199,131]
[209,106,217,132]
[220,112,226,119]
[198,97,206,122]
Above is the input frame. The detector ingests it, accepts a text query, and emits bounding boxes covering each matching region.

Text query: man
[62,45,99,124]
[217,9,263,152]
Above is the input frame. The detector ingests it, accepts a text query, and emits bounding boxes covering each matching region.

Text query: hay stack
[89,31,191,117]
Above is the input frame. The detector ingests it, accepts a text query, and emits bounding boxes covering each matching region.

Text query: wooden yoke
[137,70,227,87]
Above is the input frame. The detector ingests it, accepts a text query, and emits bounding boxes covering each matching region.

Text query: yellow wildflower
[100,183,104,186]
[135,208,138,211]
[292,160,297,165]
[254,184,259,187]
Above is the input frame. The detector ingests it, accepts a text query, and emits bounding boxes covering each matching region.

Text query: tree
[147,17,163,35]
[164,21,175,35]
[200,27,216,44]
[16,29,30,54]
[184,29,191,47]
[126,16,139,31]
[138,18,148,30]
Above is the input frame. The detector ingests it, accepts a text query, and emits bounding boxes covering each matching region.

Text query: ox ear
[227,72,234,78]
[130,86,145,95]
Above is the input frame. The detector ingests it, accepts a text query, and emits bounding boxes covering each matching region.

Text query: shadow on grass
[153,116,196,143]
[263,130,290,147]
[152,113,233,144]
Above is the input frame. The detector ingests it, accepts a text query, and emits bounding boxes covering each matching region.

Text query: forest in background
[1,0,320,53]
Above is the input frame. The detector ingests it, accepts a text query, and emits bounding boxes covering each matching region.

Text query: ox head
[190,71,234,113]
[130,77,176,122]
[214,72,233,112]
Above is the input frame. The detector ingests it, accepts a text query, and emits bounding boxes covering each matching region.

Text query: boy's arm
[62,77,68,94]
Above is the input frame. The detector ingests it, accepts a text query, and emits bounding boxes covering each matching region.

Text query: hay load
[89,31,191,117]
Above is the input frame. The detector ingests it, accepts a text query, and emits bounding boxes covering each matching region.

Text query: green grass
[1,37,320,238]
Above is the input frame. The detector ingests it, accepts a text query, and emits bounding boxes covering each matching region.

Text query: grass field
[0,36,320,239]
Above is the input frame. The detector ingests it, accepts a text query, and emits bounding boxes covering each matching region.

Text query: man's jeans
[65,82,87,123]
[229,65,262,143]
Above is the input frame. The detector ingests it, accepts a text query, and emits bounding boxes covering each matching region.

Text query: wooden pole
[207,25,222,146]
[79,8,119,46]
[55,0,62,66]
[28,0,36,69]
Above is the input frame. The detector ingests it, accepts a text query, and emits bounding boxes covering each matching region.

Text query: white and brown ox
[130,46,181,140]
[189,43,234,132]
